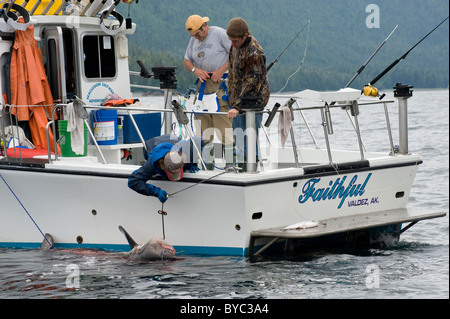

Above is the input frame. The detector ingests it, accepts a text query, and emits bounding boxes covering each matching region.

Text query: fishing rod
[267,19,311,72]
[345,25,398,88]
[367,16,449,89]
[329,25,398,105]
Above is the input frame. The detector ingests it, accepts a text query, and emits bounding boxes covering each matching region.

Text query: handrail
[50,104,108,164]
[46,120,54,162]
[275,97,396,166]
[3,98,397,169]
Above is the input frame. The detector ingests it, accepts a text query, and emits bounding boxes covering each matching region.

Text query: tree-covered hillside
[118,0,449,93]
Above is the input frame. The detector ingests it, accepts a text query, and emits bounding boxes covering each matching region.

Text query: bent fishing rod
[267,19,311,72]
[368,16,449,88]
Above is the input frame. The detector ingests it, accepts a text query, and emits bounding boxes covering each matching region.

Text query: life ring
[99,10,125,36]
[0,3,31,32]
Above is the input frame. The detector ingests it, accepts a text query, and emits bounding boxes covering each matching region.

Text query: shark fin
[118,226,138,249]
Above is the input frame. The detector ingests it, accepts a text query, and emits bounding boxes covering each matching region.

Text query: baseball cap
[226,17,249,38]
[164,151,184,181]
[186,15,209,32]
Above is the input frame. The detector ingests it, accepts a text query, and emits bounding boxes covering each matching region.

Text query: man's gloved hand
[147,184,169,203]
[157,188,169,203]
[189,165,200,173]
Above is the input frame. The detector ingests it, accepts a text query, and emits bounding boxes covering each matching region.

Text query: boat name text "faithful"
[298,173,372,209]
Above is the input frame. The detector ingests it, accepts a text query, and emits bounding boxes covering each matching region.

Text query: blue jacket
[128,135,200,196]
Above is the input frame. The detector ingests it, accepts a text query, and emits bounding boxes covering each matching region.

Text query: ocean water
[0,89,448,303]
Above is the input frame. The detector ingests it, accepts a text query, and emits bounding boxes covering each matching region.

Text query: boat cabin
[0,0,134,108]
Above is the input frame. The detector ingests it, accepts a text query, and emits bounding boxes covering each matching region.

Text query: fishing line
[0,172,53,249]
[158,203,167,239]
[375,64,399,90]
[157,166,241,239]
[267,19,311,72]
[276,20,311,93]
[169,167,237,197]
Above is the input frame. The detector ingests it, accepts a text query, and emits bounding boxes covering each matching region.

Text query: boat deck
[249,208,446,256]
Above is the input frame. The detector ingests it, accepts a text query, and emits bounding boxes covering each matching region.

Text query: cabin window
[82,35,116,79]
[63,29,76,99]
[47,39,59,100]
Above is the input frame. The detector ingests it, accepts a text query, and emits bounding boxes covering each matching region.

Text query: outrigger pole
[266,20,311,72]
[368,16,449,87]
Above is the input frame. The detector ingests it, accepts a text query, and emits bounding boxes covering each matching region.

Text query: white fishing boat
[0,0,445,256]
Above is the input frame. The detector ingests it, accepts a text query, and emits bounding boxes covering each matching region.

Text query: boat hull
[0,154,425,256]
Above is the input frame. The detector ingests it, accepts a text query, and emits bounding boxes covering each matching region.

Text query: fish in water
[119,226,176,261]
[39,228,176,262]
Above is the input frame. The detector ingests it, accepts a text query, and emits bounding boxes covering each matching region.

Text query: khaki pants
[194,79,233,146]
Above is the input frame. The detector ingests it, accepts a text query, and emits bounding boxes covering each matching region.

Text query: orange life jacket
[103,99,139,107]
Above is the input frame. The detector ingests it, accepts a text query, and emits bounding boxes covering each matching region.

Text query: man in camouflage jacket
[226,18,270,164]
[226,18,270,118]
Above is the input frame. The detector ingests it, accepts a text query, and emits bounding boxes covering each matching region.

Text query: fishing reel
[363,85,386,100]
[363,85,379,97]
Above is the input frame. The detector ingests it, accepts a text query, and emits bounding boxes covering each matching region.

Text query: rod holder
[393,83,413,155]
[324,103,333,135]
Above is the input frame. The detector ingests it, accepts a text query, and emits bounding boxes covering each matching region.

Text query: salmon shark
[118,226,176,261]
[40,228,176,262]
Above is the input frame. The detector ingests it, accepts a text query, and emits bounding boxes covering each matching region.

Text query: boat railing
[291,98,397,163]
[1,90,409,171]
[0,103,56,160]
[47,102,174,165]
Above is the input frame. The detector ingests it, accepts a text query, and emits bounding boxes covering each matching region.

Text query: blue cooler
[122,112,161,143]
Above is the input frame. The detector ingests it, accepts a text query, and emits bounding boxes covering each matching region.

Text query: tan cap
[164,151,184,181]
[186,15,209,32]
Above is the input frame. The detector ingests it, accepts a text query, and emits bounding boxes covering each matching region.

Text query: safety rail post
[294,100,320,149]
[383,102,395,155]
[51,104,108,164]
[320,105,333,164]
[46,120,54,163]
[241,95,260,173]
[245,109,257,173]
[163,89,173,135]
[393,83,413,155]
[350,100,365,161]
[125,110,147,152]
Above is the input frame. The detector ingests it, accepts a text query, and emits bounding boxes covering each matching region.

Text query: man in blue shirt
[128,135,200,203]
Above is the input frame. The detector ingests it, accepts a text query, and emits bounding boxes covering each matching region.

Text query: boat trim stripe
[0,159,422,186]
